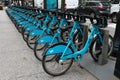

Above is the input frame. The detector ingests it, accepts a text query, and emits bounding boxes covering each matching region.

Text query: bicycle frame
[60,24,103,62]
[60,21,84,53]
[45,24,103,62]
[29,14,52,36]
[45,20,83,55]
[37,18,68,44]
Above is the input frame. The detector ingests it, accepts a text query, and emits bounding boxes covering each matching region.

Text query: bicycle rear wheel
[27,35,46,50]
[34,35,58,61]
[34,42,47,61]
[42,42,73,76]
[22,30,28,42]
[73,30,83,50]
[90,34,113,62]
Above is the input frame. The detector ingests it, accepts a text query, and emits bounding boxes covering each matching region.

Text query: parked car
[73,1,110,18]
[110,0,120,23]
[0,2,3,10]
[58,0,79,10]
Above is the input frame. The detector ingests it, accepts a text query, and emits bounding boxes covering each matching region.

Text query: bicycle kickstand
[77,55,84,69]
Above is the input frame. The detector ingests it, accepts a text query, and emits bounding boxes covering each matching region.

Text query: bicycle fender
[37,35,58,44]
[45,44,73,56]
[25,26,38,31]
[19,21,28,25]
[29,30,45,36]
[23,24,33,28]
[17,19,24,23]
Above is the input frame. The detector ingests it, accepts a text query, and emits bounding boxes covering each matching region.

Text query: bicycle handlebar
[71,14,107,27]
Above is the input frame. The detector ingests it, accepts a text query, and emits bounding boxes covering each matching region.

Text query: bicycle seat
[44,9,49,14]
[60,25,72,31]
[79,15,94,24]
[21,11,25,13]
[28,13,33,16]
[51,11,57,16]
[50,26,59,31]
[24,12,29,15]
[72,14,80,21]
[97,16,108,28]
[36,16,45,19]
[66,13,72,20]
[58,12,66,18]
[32,14,37,17]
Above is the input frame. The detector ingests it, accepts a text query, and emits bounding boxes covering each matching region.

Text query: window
[112,0,120,4]
[101,2,109,6]
[86,2,96,6]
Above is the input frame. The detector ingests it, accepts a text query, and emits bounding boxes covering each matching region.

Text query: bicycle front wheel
[90,35,113,62]
[22,30,28,42]
[42,42,74,76]
[26,35,39,50]
[34,42,46,61]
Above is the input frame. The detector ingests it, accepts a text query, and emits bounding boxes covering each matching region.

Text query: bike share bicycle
[26,10,59,50]
[42,14,113,76]
[34,12,76,61]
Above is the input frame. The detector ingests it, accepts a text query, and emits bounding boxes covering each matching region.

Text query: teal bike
[42,15,113,76]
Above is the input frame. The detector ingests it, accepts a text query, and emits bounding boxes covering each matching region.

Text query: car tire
[90,12,95,18]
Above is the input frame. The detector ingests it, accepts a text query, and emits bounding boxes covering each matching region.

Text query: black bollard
[114,47,120,79]
[113,11,120,79]
[111,11,120,57]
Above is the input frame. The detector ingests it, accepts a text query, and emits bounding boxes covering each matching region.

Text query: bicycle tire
[17,26,23,33]
[73,30,83,50]
[89,34,113,62]
[26,29,47,50]
[22,29,28,42]
[34,42,47,61]
[60,28,72,42]
[34,34,57,61]
[26,35,45,50]
[60,28,83,48]
[42,42,74,76]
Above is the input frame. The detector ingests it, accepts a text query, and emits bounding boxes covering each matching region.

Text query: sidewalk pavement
[0,10,98,80]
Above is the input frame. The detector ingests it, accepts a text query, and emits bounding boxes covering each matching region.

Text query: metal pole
[113,11,120,79]
[44,0,46,9]
[21,0,24,6]
[32,0,34,7]
[61,0,65,11]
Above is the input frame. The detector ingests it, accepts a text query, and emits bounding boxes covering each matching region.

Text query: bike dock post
[82,25,88,47]
[79,24,88,49]
[98,29,109,65]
